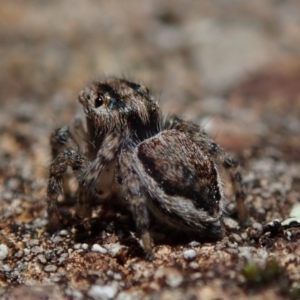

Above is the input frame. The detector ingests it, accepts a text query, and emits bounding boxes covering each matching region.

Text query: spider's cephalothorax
[78,79,160,158]
[46,78,248,257]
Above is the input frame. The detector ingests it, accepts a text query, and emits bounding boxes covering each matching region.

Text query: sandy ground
[1,1,300,299]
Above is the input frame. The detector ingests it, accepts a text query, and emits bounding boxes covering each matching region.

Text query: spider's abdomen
[133,130,224,231]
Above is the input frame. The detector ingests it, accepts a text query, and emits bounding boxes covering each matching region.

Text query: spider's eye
[94,97,103,108]
[108,96,117,109]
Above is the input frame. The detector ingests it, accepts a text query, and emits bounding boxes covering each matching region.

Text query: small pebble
[231,233,242,244]
[82,243,89,250]
[33,218,48,228]
[37,254,47,264]
[60,253,68,259]
[189,241,200,247]
[3,264,11,271]
[241,233,248,240]
[104,244,124,257]
[189,261,200,269]
[23,248,30,255]
[55,246,64,255]
[113,273,122,280]
[282,217,300,226]
[290,204,300,218]
[223,217,239,230]
[183,249,197,261]
[285,231,292,241]
[57,257,67,265]
[226,248,239,255]
[51,275,63,283]
[51,236,64,243]
[58,230,69,236]
[155,268,183,288]
[88,284,118,300]
[15,250,23,258]
[252,222,263,231]
[73,243,81,250]
[65,289,83,300]
[44,265,57,273]
[92,244,108,254]
[31,246,43,254]
[45,250,55,261]
[28,239,39,247]
[226,241,238,248]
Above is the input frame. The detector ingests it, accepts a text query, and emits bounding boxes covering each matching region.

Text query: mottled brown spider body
[46,78,248,256]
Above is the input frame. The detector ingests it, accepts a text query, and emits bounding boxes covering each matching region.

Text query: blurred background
[0,0,300,178]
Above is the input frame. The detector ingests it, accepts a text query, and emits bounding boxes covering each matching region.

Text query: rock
[0,244,9,260]
[88,284,118,300]
[92,244,108,254]
[183,249,197,261]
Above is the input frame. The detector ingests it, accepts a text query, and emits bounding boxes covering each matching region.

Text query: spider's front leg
[46,149,87,231]
[166,116,248,223]
[77,132,123,218]
[80,132,122,187]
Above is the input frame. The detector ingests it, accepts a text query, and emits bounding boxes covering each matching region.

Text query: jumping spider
[46,78,248,257]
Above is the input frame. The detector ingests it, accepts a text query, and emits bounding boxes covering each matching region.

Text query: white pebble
[183,249,197,261]
[285,231,292,241]
[189,261,200,269]
[73,243,81,250]
[92,244,108,254]
[28,239,39,247]
[282,217,300,227]
[23,248,30,255]
[0,244,9,260]
[88,284,118,300]
[37,254,47,264]
[113,273,122,280]
[58,229,69,236]
[31,246,43,254]
[3,264,11,271]
[44,265,57,273]
[103,244,124,257]
[165,270,183,288]
[290,204,300,218]
[15,250,23,258]
[81,243,89,250]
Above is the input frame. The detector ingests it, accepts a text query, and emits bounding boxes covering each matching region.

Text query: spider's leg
[46,149,87,231]
[166,116,248,222]
[119,151,153,258]
[79,132,122,189]
[50,126,80,200]
[220,154,248,222]
[75,184,94,219]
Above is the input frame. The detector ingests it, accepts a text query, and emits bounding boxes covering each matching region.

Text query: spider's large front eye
[94,97,103,108]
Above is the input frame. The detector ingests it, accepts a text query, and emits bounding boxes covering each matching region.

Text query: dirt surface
[1,1,300,299]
